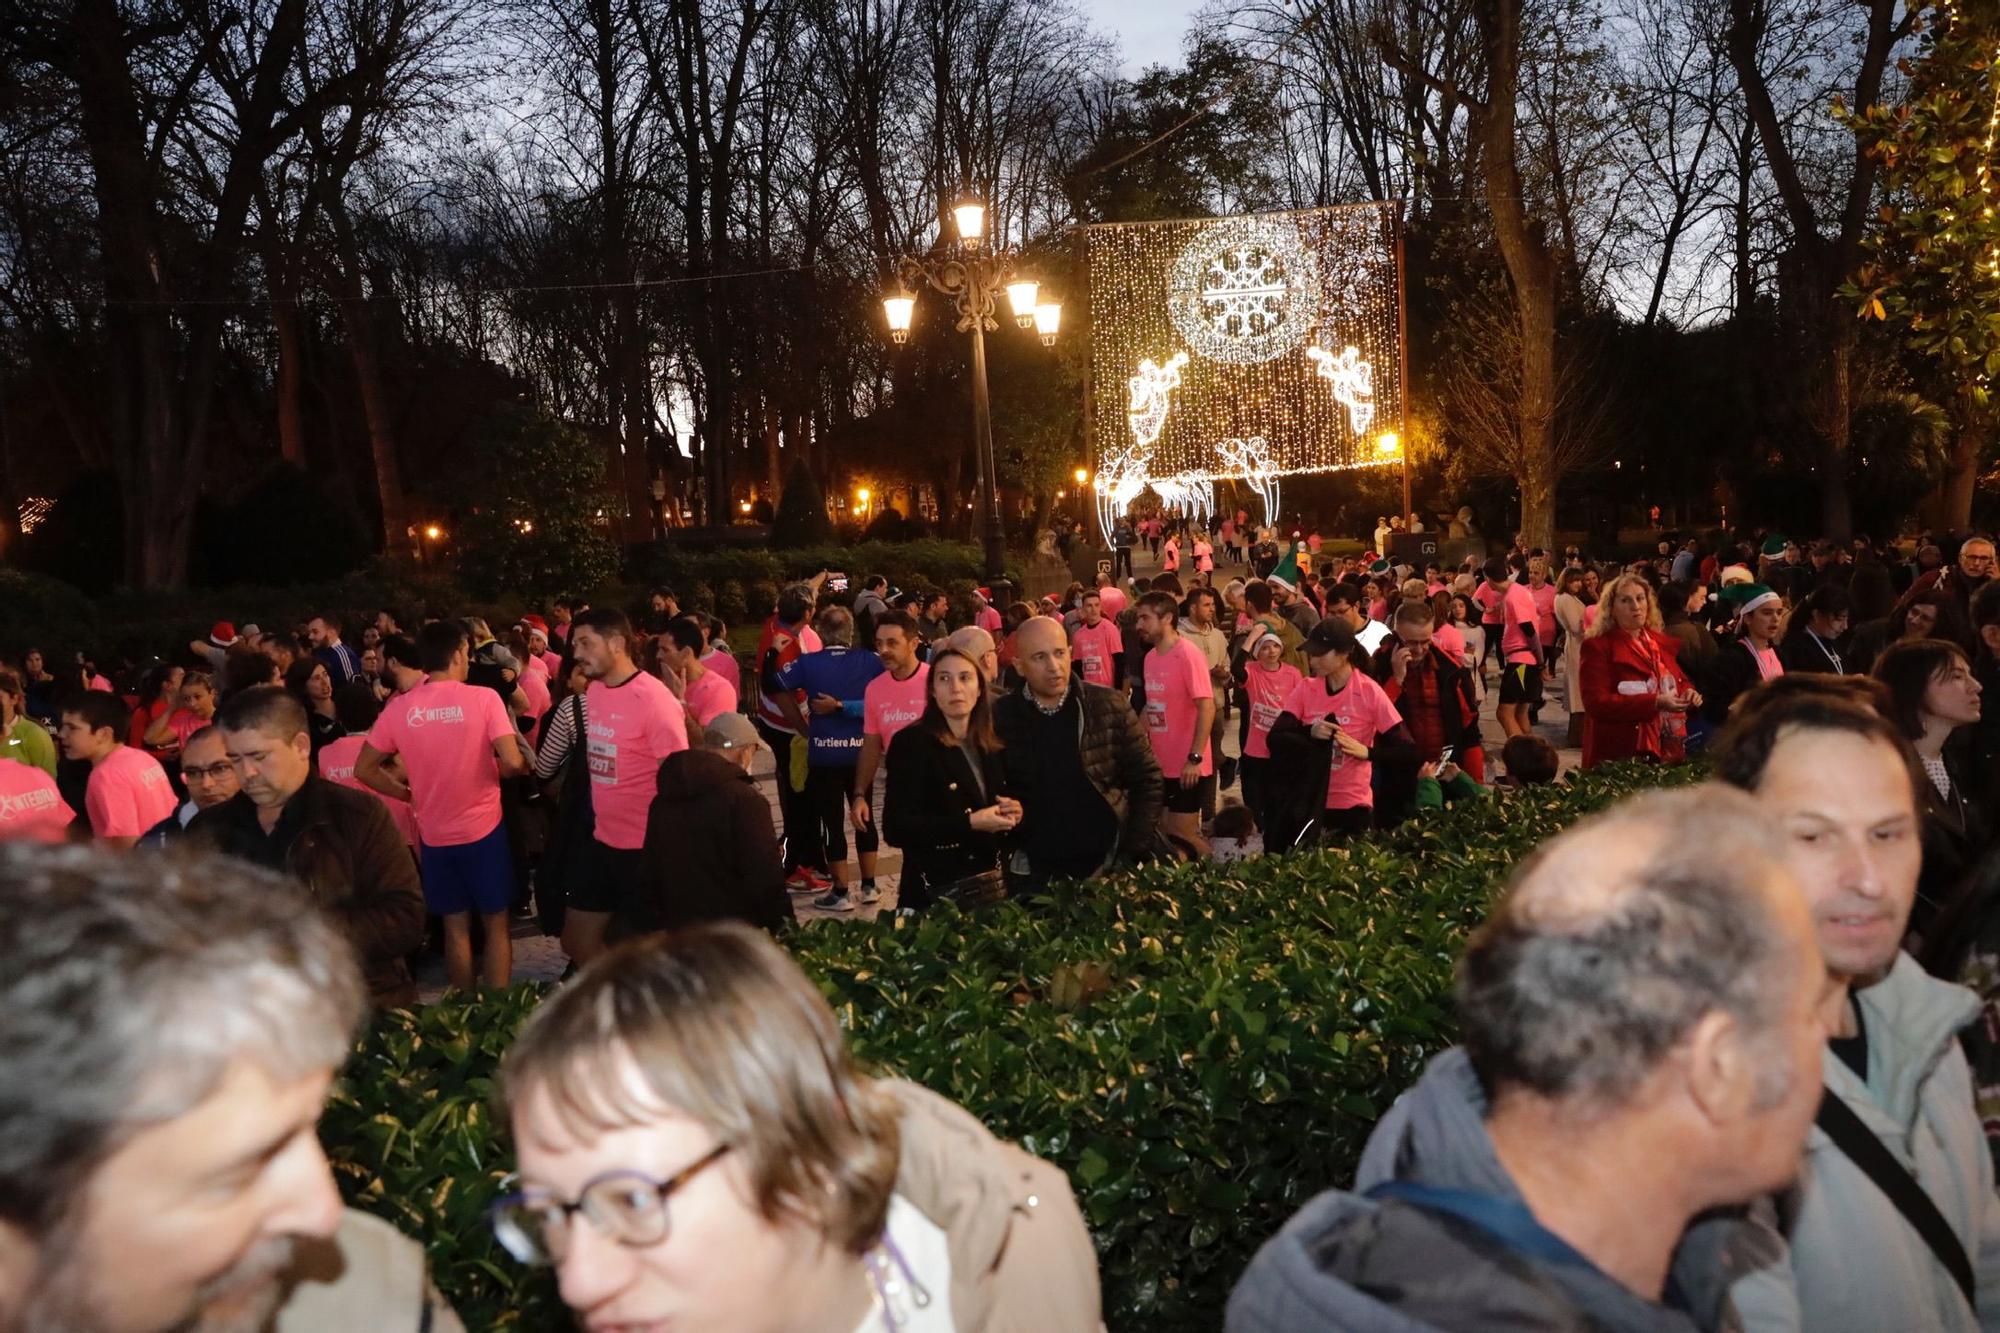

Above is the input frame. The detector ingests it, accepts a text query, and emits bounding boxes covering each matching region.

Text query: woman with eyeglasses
[492,923,1102,1332]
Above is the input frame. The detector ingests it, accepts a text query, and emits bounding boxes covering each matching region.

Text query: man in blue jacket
[775,605,885,912]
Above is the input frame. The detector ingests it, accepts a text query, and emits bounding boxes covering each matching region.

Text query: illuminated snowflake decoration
[1167,217,1320,365]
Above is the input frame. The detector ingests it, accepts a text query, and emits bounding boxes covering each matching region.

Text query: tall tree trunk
[327,208,408,549]
[1474,0,1561,552]
[1938,390,1989,530]
[271,297,309,467]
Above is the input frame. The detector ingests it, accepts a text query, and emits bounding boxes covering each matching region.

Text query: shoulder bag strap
[1815,1087,1975,1307]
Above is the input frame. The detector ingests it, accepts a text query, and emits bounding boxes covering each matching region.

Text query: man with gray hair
[774,605,885,911]
[0,842,460,1331]
[1229,786,1829,1330]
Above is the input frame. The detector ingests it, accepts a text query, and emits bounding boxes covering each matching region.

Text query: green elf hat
[1719,582,1781,617]
[1268,547,1302,591]
[1759,533,1790,558]
[1368,558,1393,577]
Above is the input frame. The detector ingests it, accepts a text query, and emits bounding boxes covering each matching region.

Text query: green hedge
[322,762,1696,1329]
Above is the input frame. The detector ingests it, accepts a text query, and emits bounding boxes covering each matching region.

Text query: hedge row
[0,538,1001,670]
[322,761,1698,1330]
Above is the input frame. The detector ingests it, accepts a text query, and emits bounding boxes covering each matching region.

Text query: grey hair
[1458,786,1800,1113]
[814,605,855,646]
[0,843,364,1235]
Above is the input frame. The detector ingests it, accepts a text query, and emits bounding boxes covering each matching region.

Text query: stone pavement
[417,550,1583,999]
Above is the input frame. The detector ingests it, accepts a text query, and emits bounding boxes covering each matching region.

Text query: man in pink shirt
[319,686,419,848]
[1135,591,1215,851]
[659,618,738,727]
[1485,556,1546,740]
[1095,572,1128,618]
[1070,589,1125,688]
[849,610,930,841]
[560,608,688,965]
[972,589,1003,635]
[0,756,74,842]
[58,691,177,849]
[357,621,528,991]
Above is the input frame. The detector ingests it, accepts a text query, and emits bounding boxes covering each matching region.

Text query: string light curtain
[1084,203,1403,538]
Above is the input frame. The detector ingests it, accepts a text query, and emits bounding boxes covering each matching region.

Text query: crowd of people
[12,519,2000,1327]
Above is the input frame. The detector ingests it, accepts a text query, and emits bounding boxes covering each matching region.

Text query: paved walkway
[417,549,1582,998]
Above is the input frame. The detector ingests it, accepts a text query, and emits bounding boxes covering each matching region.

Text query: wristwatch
[1188,751,1203,762]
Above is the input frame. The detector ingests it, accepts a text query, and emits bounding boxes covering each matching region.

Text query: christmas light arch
[1084,203,1404,542]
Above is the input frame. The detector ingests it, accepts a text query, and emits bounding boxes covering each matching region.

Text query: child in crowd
[1208,801,1263,863]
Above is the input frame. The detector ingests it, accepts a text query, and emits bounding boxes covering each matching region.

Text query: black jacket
[993,681,1165,866]
[1697,635,1777,725]
[884,725,1006,907]
[632,749,790,937]
[1779,626,1847,675]
[1266,678,1417,847]
[185,775,424,1006]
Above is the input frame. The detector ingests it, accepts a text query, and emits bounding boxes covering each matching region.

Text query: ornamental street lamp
[882,191,1060,582]
[1377,431,1410,542]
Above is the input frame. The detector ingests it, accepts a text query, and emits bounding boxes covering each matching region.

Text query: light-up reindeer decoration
[1095,352,1188,545]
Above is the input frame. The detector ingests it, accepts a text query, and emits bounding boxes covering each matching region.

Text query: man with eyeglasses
[141,725,240,844]
[1916,536,1997,625]
[0,841,462,1331]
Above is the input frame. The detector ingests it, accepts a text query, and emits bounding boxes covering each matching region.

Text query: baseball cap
[705,712,761,752]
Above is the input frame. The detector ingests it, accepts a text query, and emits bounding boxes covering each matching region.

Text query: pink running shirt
[863,664,930,749]
[1242,662,1303,759]
[0,761,73,841]
[1500,582,1540,665]
[1142,638,1214,777]
[85,745,177,838]
[319,734,420,846]
[976,606,1002,634]
[1070,620,1122,688]
[682,669,739,729]
[584,670,688,849]
[1097,586,1128,617]
[701,646,741,698]
[364,679,514,846]
[1281,670,1402,811]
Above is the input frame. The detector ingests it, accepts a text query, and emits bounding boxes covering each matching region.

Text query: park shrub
[627,538,1010,608]
[323,761,1695,1330]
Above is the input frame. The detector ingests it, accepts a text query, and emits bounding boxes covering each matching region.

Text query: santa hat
[1720,582,1781,617]
[209,621,239,649]
[1718,563,1755,587]
[519,614,549,634]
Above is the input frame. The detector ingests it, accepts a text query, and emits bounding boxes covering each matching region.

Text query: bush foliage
[323,761,1694,1330]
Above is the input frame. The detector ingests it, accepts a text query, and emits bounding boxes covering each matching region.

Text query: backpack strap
[1815,1087,1975,1307]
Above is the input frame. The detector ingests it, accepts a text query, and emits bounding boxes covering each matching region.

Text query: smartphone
[827,572,849,593]
[1439,745,1455,763]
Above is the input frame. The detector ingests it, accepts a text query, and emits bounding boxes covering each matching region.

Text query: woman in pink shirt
[1236,629,1301,840]
[1265,621,1415,847]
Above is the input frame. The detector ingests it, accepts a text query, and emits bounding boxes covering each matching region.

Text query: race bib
[587,734,617,785]
[1250,700,1281,733]
[1145,699,1168,732]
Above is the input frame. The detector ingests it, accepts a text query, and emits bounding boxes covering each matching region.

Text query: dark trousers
[803,763,878,865]
[1114,547,1134,578]
[1239,755,1273,836]
[1311,805,1375,845]
[755,718,820,872]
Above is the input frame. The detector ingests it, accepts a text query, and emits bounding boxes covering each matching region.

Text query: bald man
[992,617,1166,895]
[1232,785,1828,1328]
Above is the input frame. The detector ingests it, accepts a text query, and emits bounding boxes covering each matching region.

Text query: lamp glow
[1005,280,1040,327]
[424,524,442,540]
[1376,431,1401,457]
[1033,302,1062,346]
[882,294,915,345]
[1075,467,1089,486]
[953,193,986,247]
[856,487,870,503]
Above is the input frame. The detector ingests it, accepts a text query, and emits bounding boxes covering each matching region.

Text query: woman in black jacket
[884,646,1019,910]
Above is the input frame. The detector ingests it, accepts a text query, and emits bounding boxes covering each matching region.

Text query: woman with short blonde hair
[494,924,1101,1331]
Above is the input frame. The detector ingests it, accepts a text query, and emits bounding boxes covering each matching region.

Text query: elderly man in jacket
[1230,786,1829,1330]
[187,686,424,1007]
[993,616,1165,897]
[1716,687,2000,1332]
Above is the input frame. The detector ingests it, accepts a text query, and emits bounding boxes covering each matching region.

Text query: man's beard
[14,1235,298,1333]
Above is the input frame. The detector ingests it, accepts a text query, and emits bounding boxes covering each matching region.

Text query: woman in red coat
[1579,572,1701,768]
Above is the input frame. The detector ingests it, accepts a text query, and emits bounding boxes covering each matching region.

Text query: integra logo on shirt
[0,788,58,821]
[405,702,467,729]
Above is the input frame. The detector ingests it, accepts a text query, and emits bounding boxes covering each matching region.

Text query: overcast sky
[1093,0,1204,74]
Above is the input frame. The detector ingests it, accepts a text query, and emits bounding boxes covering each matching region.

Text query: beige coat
[1554,592,1588,716]
[887,1080,1104,1332]
[272,1208,464,1332]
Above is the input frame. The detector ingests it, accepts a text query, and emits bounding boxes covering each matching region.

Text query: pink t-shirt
[1097,586,1128,617]
[1282,670,1402,811]
[683,668,738,728]
[863,664,930,749]
[976,606,1002,634]
[538,648,564,680]
[164,708,213,748]
[1433,622,1467,663]
[1475,581,1504,626]
[364,679,514,846]
[518,663,552,724]
[701,646,741,698]
[584,671,688,849]
[1501,583,1540,665]
[1243,662,1303,759]
[86,745,177,838]
[1142,637,1214,776]
[318,734,420,847]
[1529,583,1558,641]
[0,760,73,841]
[1194,539,1214,572]
[1070,620,1123,688]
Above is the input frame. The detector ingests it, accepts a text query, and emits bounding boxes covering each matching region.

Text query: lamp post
[1376,432,1409,541]
[882,191,1060,583]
